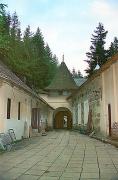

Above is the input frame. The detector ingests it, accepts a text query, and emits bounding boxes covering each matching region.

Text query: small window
[7,98,11,119]
[18,102,21,120]
[63,91,68,96]
[58,90,62,95]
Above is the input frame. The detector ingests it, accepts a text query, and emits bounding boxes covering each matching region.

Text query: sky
[1,0,118,75]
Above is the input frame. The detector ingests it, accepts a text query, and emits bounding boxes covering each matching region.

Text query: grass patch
[13,139,22,144]
[0,149,5,154]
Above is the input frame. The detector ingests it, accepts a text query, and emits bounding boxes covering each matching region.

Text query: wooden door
[31,108,40,130]
[54,111,64,129]
[67,114,72,129]
[54,111,72,129]
[37,108,40,132]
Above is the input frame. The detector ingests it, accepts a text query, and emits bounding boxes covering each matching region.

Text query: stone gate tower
[40,59,78,129]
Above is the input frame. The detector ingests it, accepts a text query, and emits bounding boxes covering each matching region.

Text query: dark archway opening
[53,107,72,129]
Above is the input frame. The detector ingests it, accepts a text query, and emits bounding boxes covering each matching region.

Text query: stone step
[31,129,41,137]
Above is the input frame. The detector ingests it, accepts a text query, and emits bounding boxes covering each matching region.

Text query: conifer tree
[85,22,108,76]
[23,25,32,40]
[23,25,33,59]
[45,44,58,84]
[0,3,9,58]
[0,5,58,90]
[108,37,118,58]
[10,12,20,41]
[77,70,83,78]
[72,68,77,78]
[72,68,83,78]
[32,27,45,58]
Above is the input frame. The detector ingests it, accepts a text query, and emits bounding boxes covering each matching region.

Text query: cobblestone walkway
[0,130,118,180]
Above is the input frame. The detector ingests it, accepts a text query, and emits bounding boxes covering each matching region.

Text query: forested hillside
[0,4,58,90]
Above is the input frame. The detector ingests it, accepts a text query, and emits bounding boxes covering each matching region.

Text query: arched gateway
[42,58,78,130]
[53,107,72,129]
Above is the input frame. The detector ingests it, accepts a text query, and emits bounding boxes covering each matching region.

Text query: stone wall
[72,75,102,134]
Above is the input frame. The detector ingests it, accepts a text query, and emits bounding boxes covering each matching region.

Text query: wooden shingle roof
[45,61,78,90]
[0,61,32,93]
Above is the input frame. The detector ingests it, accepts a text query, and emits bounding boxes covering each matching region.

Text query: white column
[72,106,76,125]
[101,73,107,135]
[78,103,81,124]
[112,64,118,123]
[84,100,89,125]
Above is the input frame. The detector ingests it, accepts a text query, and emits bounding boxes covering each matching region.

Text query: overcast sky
[1,0,118,75]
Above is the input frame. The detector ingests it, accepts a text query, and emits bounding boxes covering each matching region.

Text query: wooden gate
[31,108,40,131]
[54,111,72,129]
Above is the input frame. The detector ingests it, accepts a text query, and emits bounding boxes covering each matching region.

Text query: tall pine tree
[0,3,10,58]
[85,22,108,76]
[107,37,118,58]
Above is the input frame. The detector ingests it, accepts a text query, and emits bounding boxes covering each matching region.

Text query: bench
[0,129,16,151]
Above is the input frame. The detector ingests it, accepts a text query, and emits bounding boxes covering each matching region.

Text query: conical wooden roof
[45,61,78,90]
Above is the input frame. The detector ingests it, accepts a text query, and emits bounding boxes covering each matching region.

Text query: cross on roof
[62,54,64,62]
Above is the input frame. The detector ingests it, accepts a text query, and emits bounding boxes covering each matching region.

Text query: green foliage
[0,4,58,90]
[107,37,118,58]
[85,22,108,76]
[73,124,87,134]
[0,3,10,58]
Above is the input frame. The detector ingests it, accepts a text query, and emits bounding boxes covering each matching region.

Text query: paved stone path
[0,130,118,180]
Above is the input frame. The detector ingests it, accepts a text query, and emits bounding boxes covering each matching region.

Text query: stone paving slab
[24,169,45,176]
[60,178,79,180]
[18,174,39,180]
[61,172,80,178]
[0,130,118,180]
[64,167,82,173]
[39,177,59,180]
[81,172,99,179]
[67,163,83,168]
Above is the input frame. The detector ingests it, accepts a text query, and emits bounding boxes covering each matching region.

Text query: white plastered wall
[0,81,33,139]
[47,109,53,127]
[40,94,71,110]
[101,61,118,136]
[0,80,5,131]
[84,100,89,125]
